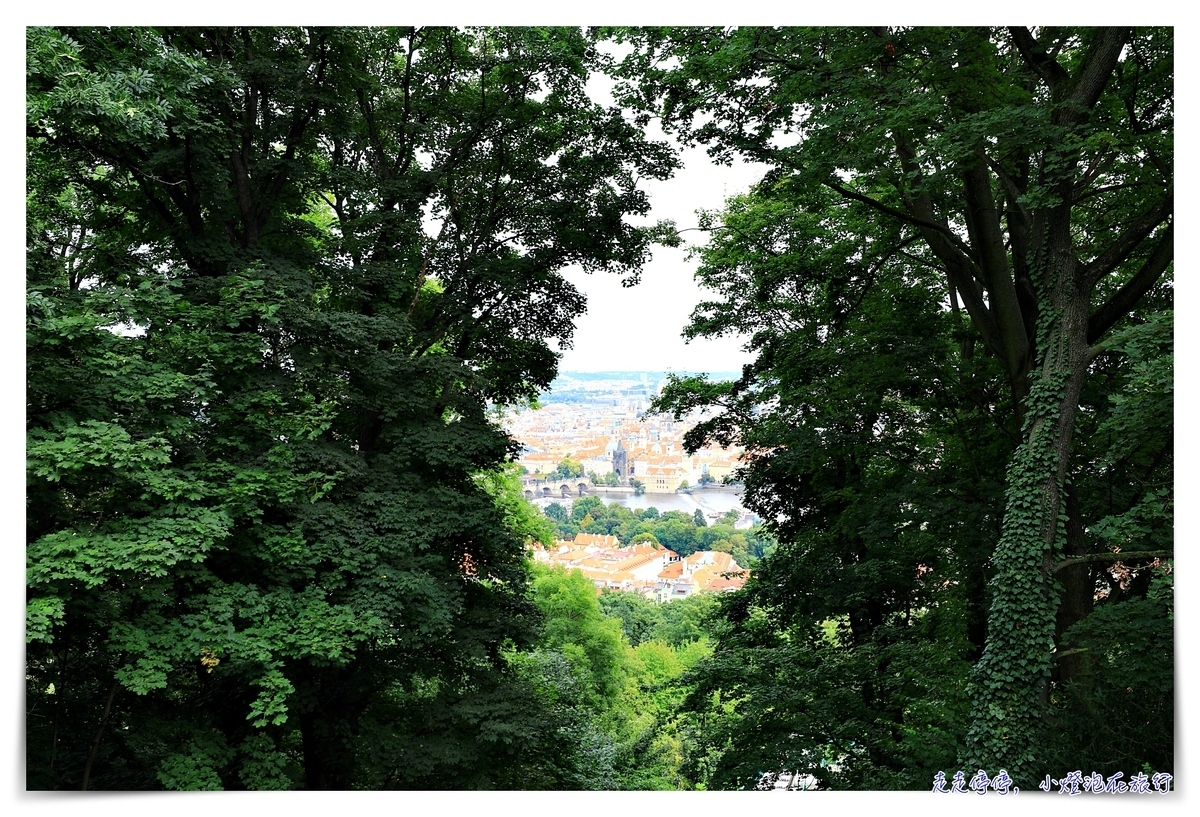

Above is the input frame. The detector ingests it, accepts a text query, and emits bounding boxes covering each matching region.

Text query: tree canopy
[619,25,1172,787]
[26,25,677,790]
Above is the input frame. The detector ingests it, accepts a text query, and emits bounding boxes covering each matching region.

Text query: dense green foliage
[651,199,1004,788]
[510,565,719,789]
[543,497,773,564]
[26,26,677,790]
[599,589,719,648]
[26,25,1172,792]
[614,26,1172,788]
[550,457,584,480]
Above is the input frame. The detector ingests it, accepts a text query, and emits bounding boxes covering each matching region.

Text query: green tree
[525,581,721,790]
[586,589,721,790]
[653,593,719,648]
[653,519,697,557]
[608,502,635,522]
[26,25,677,790]
[478,464,555,548]
[692,509,707,528]
[726,532,757,569]
[618,637,712,790]
[553,521,581,541]
[544,502,569,524]
[617,25,1172,786]
[599,591,661,647]
[697,524,734,549]
[530,565,629,704]
[554,458,584,480]
[570,495,606,524]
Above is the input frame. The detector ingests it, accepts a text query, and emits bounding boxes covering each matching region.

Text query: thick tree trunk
[961,208,1093,784]
[958,27,1138,785]
[298,669,363,790]
[1053,485,1095,686]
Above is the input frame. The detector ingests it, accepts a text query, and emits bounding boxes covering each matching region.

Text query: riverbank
[681,484,744,495]
[532,485,751,520]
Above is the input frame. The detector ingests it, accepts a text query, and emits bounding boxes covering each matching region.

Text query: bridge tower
[612,438,634,482]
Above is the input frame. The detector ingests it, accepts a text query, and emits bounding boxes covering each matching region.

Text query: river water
[532,489,747,518]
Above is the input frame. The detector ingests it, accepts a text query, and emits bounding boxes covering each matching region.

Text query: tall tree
[653,195,1003,787]
[614,26,1172,785]
[27,26,676,789]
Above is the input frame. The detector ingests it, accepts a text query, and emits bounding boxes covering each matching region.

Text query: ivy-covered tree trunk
[962,29,1141,781]
[961,230,1094,782]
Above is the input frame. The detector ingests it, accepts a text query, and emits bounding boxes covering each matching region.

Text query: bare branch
[1009,27,1069,87]
[1088,222,1173,344]
[1084,191,1173,287]
[1051,550,1172,574]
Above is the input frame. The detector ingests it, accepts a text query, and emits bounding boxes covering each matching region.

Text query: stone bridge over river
[519,478,591,499]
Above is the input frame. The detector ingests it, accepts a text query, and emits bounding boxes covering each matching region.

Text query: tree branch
[1083,191,1172,287]
[823,178,975,260]
[1008,27,1069,87]
[81,677,118,791]
[984,152,1030,224]
[961,158,1028,376]
[1062,28,1131,119]
[1051,550,1172,574]
[1087,222,1173,344]
[886,135,1012,368]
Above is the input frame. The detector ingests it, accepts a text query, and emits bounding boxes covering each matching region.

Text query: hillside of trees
[543,497,775,565]
[27,26,1172,791]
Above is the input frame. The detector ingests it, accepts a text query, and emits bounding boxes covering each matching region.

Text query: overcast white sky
[554,63,769,374]
[556,149,767,374]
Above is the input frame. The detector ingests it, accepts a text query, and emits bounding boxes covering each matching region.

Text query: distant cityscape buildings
[530,533,748,600]
[510,373,756,599]
[505,371,745,494]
